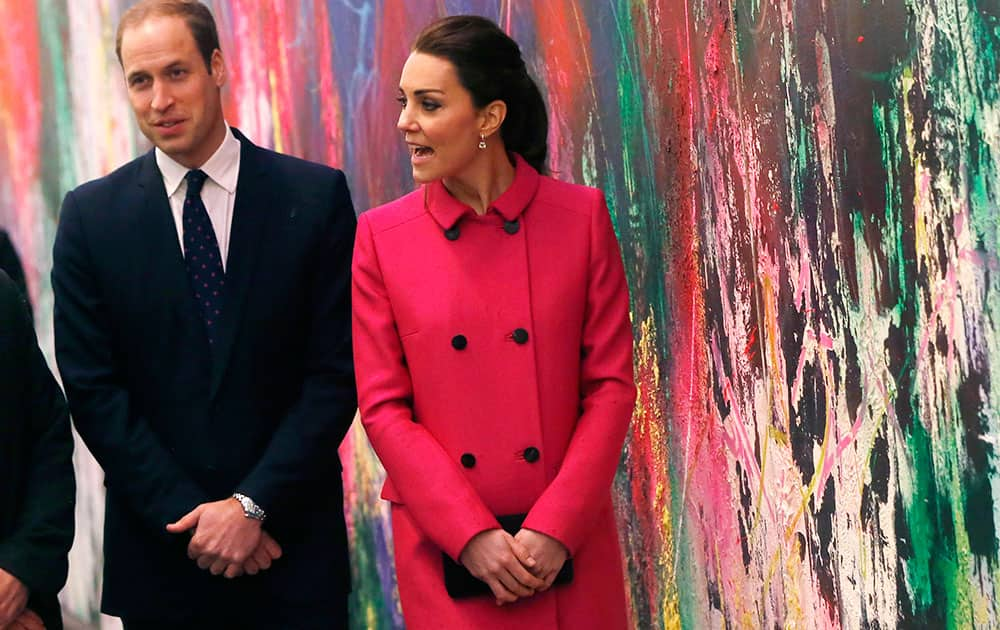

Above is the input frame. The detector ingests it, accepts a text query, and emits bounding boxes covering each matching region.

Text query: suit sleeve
[352,212,499,561]
[235,170,359,514]
[52,190,209,536]
[522,191,636,554]
[0,285,75,596]
[0,230,32,319]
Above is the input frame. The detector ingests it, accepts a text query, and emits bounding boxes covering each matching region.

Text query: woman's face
[397,52,485,184]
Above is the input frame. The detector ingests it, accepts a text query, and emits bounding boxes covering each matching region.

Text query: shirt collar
[425,153,541,229]
[155,124,241,196]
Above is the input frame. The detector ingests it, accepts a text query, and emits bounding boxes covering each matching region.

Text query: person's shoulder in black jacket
[0,229,31,319]
[0,269,75,630]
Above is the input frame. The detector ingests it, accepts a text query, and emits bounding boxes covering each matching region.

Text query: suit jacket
[352,154,636,629]
[0,229,31,319]
[52,129,357,618]
[0,270,75,630]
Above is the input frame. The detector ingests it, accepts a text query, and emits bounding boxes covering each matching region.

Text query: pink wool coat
[352,155,636,629]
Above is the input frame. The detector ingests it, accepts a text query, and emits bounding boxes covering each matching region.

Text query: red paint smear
[314,0,344,167]
[662,0,748,614]
[0,3,41,303]
[354,0,437,207]
[532,2,594,178]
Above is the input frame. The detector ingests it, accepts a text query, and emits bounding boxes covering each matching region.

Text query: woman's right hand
[459,529,547,605]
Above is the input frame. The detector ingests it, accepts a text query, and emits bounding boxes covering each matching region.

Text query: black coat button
[512,328,529,344]
[461,453,476,468]
[444,225,460,241]
[451,335,468,350]
[523,447,540,463]
[504,219,520,234]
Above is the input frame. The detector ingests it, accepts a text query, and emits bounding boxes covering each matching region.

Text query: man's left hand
[0,568,28,628]
[5,607,45,630]
[166,498,262,577]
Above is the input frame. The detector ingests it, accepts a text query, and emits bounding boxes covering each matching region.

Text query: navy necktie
[183,169,225,347]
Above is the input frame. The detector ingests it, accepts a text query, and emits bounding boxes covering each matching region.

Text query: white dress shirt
[155,126,241,271]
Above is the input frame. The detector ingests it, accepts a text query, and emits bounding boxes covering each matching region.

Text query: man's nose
[150,81,174,112]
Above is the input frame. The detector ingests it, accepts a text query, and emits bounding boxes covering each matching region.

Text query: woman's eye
[422,100,440,111]
[396,96,407,108]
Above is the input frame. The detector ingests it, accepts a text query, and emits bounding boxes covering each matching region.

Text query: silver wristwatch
[232,492,267,522]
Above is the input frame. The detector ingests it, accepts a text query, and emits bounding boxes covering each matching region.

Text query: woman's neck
[442,148,516,215]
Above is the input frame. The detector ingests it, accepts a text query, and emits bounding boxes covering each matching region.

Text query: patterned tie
[183,169,225,347]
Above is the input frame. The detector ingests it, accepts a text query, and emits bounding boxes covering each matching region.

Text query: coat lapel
[209,130,271,399]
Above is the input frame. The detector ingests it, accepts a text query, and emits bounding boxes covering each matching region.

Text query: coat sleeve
[52,190,209,537]
[522,191,636,555]
[0,230,31,319]
[235,170,359,514]
[352,212,499,561]
[0,281,75,596]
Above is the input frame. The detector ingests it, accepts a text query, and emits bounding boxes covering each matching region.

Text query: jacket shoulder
[67,154,148,207]
[360,188,426,234]
[533,176,605,220]
[250,145,345,184]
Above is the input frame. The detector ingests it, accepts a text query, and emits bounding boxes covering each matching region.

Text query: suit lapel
[209,130,271,398]
[136,152,198,325]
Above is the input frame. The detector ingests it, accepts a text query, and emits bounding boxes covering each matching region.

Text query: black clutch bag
[442,513,574,599]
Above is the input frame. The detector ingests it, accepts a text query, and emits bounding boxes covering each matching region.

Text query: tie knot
[185,169,208,196]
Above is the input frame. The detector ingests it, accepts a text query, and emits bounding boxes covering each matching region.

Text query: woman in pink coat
[352,15,636,629]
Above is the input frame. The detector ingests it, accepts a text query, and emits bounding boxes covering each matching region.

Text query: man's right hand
[0,568,28,628]
[235,530,283,577]
[458,529,546,605]
[5,607,45,630]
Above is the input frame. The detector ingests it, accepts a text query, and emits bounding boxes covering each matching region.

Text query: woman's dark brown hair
[413,15,549,174]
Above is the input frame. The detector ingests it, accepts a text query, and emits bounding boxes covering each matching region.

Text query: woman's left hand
[514,529,568,590]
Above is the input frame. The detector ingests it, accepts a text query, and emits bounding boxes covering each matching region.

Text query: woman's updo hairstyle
[413,15,549,174]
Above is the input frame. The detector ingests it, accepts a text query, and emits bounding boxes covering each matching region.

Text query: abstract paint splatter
[1,1,996,628]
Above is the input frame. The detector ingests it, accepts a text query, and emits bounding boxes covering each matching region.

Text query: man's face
[120,15,227,169]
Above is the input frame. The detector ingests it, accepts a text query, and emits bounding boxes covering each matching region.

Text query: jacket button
[461,453,476,468]
[523,447,540,463]
[451,335,468,350]
[504,219,520,235]
[444,225,460,241]
[512,328,529,344]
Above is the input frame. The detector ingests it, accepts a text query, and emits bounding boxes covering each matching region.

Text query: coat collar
[425,153,540,229]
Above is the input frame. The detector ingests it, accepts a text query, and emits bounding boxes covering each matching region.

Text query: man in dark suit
[0,270,75,630]
[51,1,357,627]
[0,229,32,318]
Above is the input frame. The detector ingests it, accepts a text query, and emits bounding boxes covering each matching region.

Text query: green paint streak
[36,0,77,213]
[605,2,679,628]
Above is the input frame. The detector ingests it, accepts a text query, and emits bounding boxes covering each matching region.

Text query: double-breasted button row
[459,449,539,468]
[450,330,530,350]
[441,217,521,241]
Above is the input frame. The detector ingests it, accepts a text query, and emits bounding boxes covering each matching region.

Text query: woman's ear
[479,100,508,139]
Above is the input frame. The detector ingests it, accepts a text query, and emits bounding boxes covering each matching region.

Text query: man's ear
[211,49,226,86]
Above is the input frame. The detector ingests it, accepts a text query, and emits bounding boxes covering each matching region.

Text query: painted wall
[1,1,997,628]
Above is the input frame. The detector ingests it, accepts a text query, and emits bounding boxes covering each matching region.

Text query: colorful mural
[1,1,997,628]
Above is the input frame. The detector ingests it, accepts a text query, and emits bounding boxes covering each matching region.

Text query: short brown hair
[115,0,220,70]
